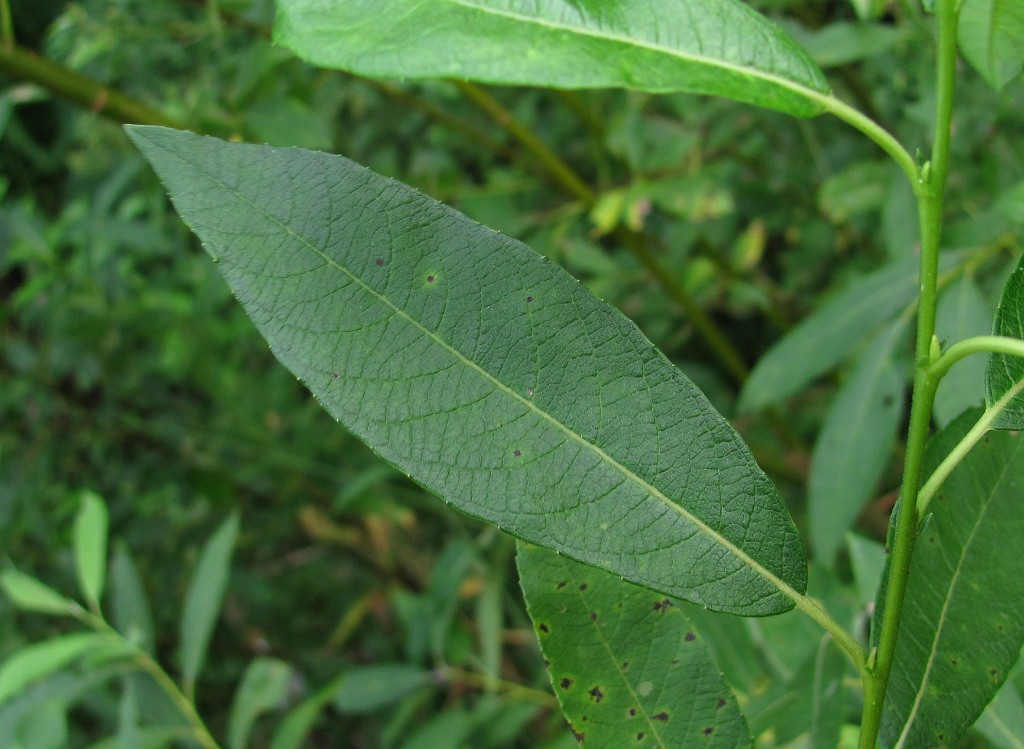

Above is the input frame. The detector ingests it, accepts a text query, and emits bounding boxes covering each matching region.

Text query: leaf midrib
[143,132,803,609]
[436,0,830,103]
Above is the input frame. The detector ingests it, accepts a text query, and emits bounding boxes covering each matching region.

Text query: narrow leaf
[269,674,346,749]
[517,543,751,749]
[986,252,1024,429]
[333,665,432,714]
[228,658,292,749]
[110,542,155,653]
[73,490,109,609]
[808,319,908,563]
[846,533,885,608]
[957,0,1024,90]
[128,126,807,616]
[179,511,240,690]
[881,411,1024,748]
[0,570,76,616]
[934,277,992,426]
[741,257,926,412]
[0,634,109,705]
[275,0,831,118]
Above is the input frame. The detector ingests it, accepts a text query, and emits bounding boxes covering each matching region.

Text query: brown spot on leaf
[514,449,522,457]
[539,623,549,633]
[579,583,588,591]
[703,727,714,736]
[590,612,598,621]
[561,678,573,690]
[685,632,696,642]
[628,708,637,717]
[557,582,567,590]
[571,728,585,743]
[636,734,644,742]
[588,687,604,703]
[653,712,668,722]
[717,698,726,709]
[375,258,384,266]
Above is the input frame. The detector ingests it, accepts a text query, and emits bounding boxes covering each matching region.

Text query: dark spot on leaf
[557,582,567,589]
[571,727,585,743]
[991,669,998,677]
[375,258,384,266]
[622,662,630,671]
[884,546,891,554]
[590,612,597,621]
[539,623,549,633]
[653,599,673,612]
[685,632,695,642]
[883,395,894,406]
[527,296,534,302]
[951,659,958,666]
[636,733,644,742]
[703,727,714,736]
[579,583,588,591]
[929,536,935,543]
[514,449,522,457]
[561,678,573,690]
[332,372,340,380]
[671,659,680,666]
[628,708,637,717]
[588,687,604,703]
[653,712,668,722]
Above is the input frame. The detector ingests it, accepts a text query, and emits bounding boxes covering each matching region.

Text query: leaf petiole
[927,335,1024,381]
[916,377,1024,515]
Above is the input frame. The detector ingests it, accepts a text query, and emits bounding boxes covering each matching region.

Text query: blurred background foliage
[1,0,1022,747]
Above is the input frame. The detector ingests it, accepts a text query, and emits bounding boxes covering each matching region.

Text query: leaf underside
[128,126,807,616]
[517,543,751,748]
[274,0,831,118]
[880,410,1024,748]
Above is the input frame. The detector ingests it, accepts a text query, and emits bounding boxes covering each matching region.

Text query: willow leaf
[517,543,751,748]
[275,0,830,118]
[986,252,1024,429]
[128,126,807,616]
[881,411,1024,748]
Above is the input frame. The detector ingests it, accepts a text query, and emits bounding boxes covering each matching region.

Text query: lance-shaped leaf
[808,319,909,563]
[517,543,751,748]
[274,0,831,118]
[880,411,1024,748]
[957,0,1024,91]
[128,126,807,616]
[986,252,1024,429]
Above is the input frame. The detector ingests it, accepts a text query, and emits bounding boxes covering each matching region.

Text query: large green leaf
[957,0,1024,90]
[740,258,923,412]
[808,319,908,563]
[128,126,807,616]
[880,411,1024,748]
[274,0,830,118]
[986,253,1024,429]
[517,543,751,748]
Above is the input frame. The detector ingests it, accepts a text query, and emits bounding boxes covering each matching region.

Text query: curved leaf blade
[73,490,109,610]
[881,411,1024,748]
[274,0,830,118]
[517,543,751,748]
[958,0,1024,90]
[986,253,1024,429]
[128,126,807,616]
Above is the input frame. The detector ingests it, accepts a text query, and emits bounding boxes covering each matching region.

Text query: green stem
[0,0,13,49]
[0,43,184,128]
[792,594,868,677]
[75,611,221,749]
[858,1,958,746]
[917,377,1024,515]
[439,665,561,708]
[927,335,1024,380]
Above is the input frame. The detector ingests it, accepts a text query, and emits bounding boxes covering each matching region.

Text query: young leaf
[73,490,109,610]
[228,658,292,749]
[0,633,110,704]
[179,511,240,691]
[274,0,831,118]
[986,252,1024,429]
[0,570,76,616]
[110,542,155,653]
[934,277,992,426]
[128,126,807,616]
[808,319,908,563]
[517,542,751,749]
[740,257,923,412]
[880,412,1024,748]
[957,0,1024,90]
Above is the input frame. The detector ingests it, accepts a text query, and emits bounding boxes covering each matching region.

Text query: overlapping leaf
[986,253,1024,429]
[275,0,830,117]
[129,126,807,616]
[517,543,750,748]
[880,410,1024,747]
